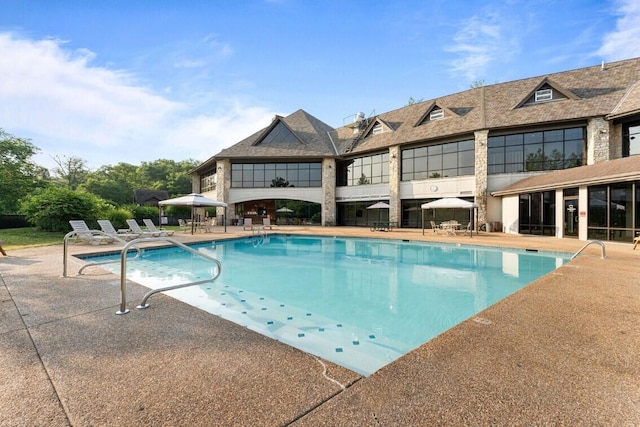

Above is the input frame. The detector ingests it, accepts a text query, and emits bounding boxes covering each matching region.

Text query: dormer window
[534,88,553,102]
[372,123,383,135]
[429,108,444,120]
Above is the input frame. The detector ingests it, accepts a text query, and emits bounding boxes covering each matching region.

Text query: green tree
[52,155,89,190]
[19,187,105,231]
[0,129,48,213]
[81,162,139,205]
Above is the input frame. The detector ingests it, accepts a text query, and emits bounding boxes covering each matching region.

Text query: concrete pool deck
[1,227,639,426]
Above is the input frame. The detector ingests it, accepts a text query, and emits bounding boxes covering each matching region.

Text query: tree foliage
[19,187,106,231]
[0,129,48,213]
[52,155,89,190]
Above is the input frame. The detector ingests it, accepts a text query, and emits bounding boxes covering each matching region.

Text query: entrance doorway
[563,188,579,238]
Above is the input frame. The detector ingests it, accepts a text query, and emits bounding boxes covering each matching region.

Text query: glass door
[564,198,579,238]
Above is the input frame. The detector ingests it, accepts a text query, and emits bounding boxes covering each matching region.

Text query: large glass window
[588,182,639,242]
[337,153,389,186]
[623,122,640,157]
[200,170,217,192]
[488,127,585,174]
[519,191,556,235]
[261,122,299,145]
[231,162,321,188]
[401,139,475,181]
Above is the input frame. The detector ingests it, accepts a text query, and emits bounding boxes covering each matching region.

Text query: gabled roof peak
[514,76,580,109]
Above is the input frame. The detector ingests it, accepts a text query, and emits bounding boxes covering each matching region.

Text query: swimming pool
[85,235,570,375]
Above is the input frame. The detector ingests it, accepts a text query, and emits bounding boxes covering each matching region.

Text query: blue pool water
[86,235,570,375]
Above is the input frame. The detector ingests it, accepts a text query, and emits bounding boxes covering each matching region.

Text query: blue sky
[1,0,639,171]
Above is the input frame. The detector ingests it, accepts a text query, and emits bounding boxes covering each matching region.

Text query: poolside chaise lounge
[143,219,175,236]
[97,220,140,241]
[262,218,274,230]
[243,218,253,231]
[68,220,115,245]
[126,219,161,237]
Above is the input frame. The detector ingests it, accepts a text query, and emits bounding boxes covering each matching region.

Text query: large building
[191,57,640,243]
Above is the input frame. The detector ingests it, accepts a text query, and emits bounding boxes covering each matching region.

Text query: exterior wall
[502,195,520,234]
[321,158,336,226]
[587,117,611,164]
[388,146,401,224]
[474,130,489,225]
[555,189,564,238]
[609,122,623,159]
[399,176,475,199]
[578,186,589,240]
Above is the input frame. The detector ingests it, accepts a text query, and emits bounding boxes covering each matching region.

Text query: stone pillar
[216,159,233,221]
[388,146,401,225]
[321,158,336,226]
[587,117,611,164]
[474,130,489,227]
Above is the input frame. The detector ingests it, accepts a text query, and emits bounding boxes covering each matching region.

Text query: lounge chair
[462,222,472,236]
[98,220,139,241]
[143,219,174,236]
[178,219,190,232]
[263,218,274,230]
[126,219,161,237]
[68,220,115,245]
[243,218,253,231]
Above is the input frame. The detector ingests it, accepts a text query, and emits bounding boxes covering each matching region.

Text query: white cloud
[597,0,640,61]
[0,33,274,170]
[446,13,511,82]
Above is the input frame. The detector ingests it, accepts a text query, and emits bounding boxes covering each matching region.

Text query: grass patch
[0,227,67,250]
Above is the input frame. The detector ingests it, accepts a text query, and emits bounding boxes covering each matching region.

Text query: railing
[571,240,606,260]
[63,234,222,315]
[62,230,128,277]
[117,237,222,315]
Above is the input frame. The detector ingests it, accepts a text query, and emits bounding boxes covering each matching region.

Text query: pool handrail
[62,229,129,277]
[117,237,222,315]
[571,240,606,260]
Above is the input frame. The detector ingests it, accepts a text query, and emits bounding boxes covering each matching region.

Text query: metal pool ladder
[62,236,222,315]
[571,240,606,260]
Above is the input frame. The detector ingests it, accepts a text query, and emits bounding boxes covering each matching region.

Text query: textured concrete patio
[1,227,639,426]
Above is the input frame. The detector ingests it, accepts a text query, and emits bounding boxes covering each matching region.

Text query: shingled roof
[340,57,640,155]
[491,155,640,196]
[193,57,640,172]
[216,109,337,159]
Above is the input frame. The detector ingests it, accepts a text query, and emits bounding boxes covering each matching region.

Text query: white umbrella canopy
[421,197,479,209]
[158,193,228,208]
[158,193,228,234]
[276,207,293,213]
[367,201,391,209]
[421,197,479,237]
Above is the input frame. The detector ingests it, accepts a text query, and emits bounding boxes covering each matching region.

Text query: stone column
[474,130,489,227]
[388,146,401,225]
[216,159,233,221]
[587,117,611,164]
[322,158,336,226]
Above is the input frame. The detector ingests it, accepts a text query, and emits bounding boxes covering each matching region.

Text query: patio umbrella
[159,193,228,234]
[420,197,479,237]
[367,201,391,209]
[276,207,293,213]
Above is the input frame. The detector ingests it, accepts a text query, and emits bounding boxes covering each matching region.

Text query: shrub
[123,204,160,222]
[19,187,104,231]
[103,207,134,230]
